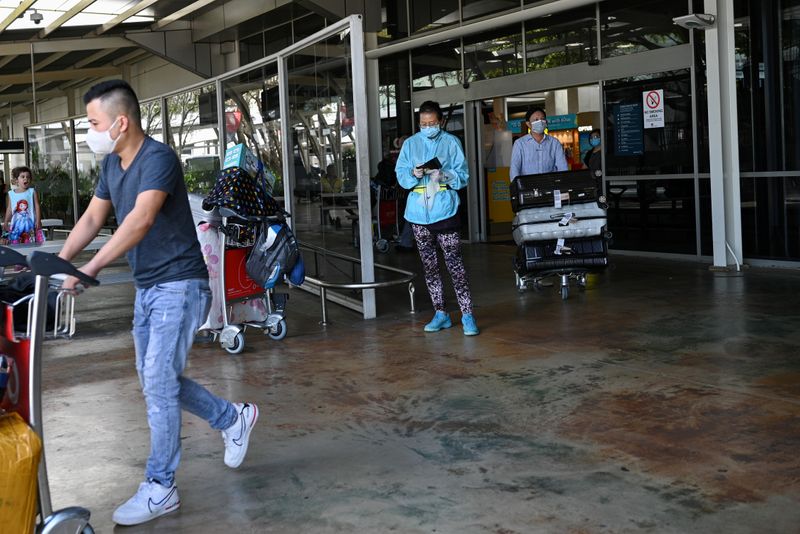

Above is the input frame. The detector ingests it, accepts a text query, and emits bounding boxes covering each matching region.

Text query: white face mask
[85,117,122,155]
[531,119,547,134]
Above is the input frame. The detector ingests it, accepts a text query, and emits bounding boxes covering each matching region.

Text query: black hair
[83,79,141,126]
[418,100,443,121]
[525,106,546,122]
[591,128,601,136]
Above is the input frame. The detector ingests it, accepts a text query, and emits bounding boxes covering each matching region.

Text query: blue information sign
[547,113,577,131]
[507,118,524,134]
[613,103,644,156]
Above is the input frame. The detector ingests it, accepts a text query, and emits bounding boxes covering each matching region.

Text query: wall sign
[547,113,578,131]
[643,89,665,129]
[613,102,644,156]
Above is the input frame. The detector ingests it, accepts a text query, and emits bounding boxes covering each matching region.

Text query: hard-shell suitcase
[511,203,607,245]
[514,237,609,274]
[510,170,598,212]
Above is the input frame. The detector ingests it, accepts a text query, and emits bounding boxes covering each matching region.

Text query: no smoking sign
[642,89,664,129]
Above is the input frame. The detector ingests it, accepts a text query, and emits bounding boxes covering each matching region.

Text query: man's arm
[76,189,168,279]
[554,139,568,172]
[510,140,522,180]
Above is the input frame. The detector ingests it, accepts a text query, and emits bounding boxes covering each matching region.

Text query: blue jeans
[133,278,237,487]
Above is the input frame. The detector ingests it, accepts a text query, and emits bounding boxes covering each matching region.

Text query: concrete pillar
[704,0,742,268]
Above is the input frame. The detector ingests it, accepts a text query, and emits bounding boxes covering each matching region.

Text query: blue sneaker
[424,311,452,332]
[461,314,479,336]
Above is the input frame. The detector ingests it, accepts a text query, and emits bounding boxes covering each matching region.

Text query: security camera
[30,10,43,24]
[672,13,715,30]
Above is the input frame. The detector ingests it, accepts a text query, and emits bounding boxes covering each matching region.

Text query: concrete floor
[38,244,800,533]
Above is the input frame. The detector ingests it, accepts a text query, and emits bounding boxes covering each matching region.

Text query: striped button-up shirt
[510,134,568,179]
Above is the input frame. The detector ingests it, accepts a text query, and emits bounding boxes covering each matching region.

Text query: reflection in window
[287,29,359,256]
[525,6,597,71]
[166,85,220,194]
[461,0,520,22]
[606,178,697,254]
[141,100,163,142]
[604,70,694,176]
[464,25,523,81]
[741,176,800,259]
[73,117,103,217]
[410,0,459,34]
[412,40,462,88]
[783,0,800,170]
[601,0,689,58]
[223,63,284,196]
[27,121,77,227]
[379,0,409,43]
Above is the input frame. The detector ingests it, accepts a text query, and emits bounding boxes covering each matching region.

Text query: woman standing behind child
[3,166,43,244]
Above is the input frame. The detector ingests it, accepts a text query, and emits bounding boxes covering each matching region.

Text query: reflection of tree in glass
[142,101,162,138]
[168,91,200,155]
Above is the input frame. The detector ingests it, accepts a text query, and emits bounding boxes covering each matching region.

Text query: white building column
[704,0,743,268]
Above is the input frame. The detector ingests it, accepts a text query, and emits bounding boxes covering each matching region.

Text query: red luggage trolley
[0,247,99,533]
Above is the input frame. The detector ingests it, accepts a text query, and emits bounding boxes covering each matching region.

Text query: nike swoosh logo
[148,486,177,513]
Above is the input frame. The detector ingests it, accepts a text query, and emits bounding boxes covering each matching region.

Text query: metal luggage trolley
[0,247,99,533]
[352,183,401,254]
[204,210,290,354]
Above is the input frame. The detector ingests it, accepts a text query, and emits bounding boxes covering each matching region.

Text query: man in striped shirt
[510,107,568,180]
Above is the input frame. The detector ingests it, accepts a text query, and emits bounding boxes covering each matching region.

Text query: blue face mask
[421,125,440,138]
[589,137,601,147]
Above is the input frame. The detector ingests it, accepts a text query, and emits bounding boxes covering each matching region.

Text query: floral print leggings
[412,224,473,316]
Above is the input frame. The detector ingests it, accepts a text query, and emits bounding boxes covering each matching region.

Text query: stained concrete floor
[39,245,800,533]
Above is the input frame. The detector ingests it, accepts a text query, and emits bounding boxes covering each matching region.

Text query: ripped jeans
[133,279,237,487]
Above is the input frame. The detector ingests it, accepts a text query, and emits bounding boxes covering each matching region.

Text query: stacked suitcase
[510,170,610,298]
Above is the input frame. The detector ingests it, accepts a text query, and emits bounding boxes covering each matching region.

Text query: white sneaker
[112,480,180,526]
[222,402,259,468]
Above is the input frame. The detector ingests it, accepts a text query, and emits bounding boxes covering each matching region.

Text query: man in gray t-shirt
[59,80,259,527]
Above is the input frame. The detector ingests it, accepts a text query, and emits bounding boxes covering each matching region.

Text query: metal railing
[298,243,416,325]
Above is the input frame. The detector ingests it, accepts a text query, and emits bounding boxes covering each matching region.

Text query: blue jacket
[395,130,469,225]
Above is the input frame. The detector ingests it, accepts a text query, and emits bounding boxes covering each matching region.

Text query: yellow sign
[487,167,514,224]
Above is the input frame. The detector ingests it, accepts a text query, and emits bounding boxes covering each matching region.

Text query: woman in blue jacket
[395,101,479,336]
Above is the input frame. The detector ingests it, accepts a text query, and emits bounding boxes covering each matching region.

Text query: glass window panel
[412,39,462,89]
[165,84,220,194]
[607,178,697,254]
[601,0,689,58]
[379,0,409,43]
[464,24,524,82]
[141,100,163,142]
[740,176,800,260]
[604,70,694,176]
[462,0,520,22]
[782,0,800,170]
[287,29,359,260]
[410,0,459,34]
[378,52,414,164]
[293,13,327,42]
[73,117,104,220]
[26,121,77,227]
[240,33,264,66]
[525,6,597,71]
[266,23,293,57]
[222,62,284,198]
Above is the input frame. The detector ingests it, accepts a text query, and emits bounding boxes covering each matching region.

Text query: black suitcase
[510,170,598,212]
[514,237,609,274]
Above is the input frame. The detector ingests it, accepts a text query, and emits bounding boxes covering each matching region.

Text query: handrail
[297,242,416,325]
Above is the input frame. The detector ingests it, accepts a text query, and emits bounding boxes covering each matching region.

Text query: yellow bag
[0,412,41,534]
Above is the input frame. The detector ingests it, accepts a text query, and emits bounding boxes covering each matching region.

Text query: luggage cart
[0,247,99,533]
[513,236,610,300]
[352,183,401,253]
[193,205,290,354]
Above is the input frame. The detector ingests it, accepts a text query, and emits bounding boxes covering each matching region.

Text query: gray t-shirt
[94,136,208,288]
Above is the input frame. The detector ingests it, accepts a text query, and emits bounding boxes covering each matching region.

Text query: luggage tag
[555,237,565,255]
[554,189,562,209]
[558,212,576,226]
